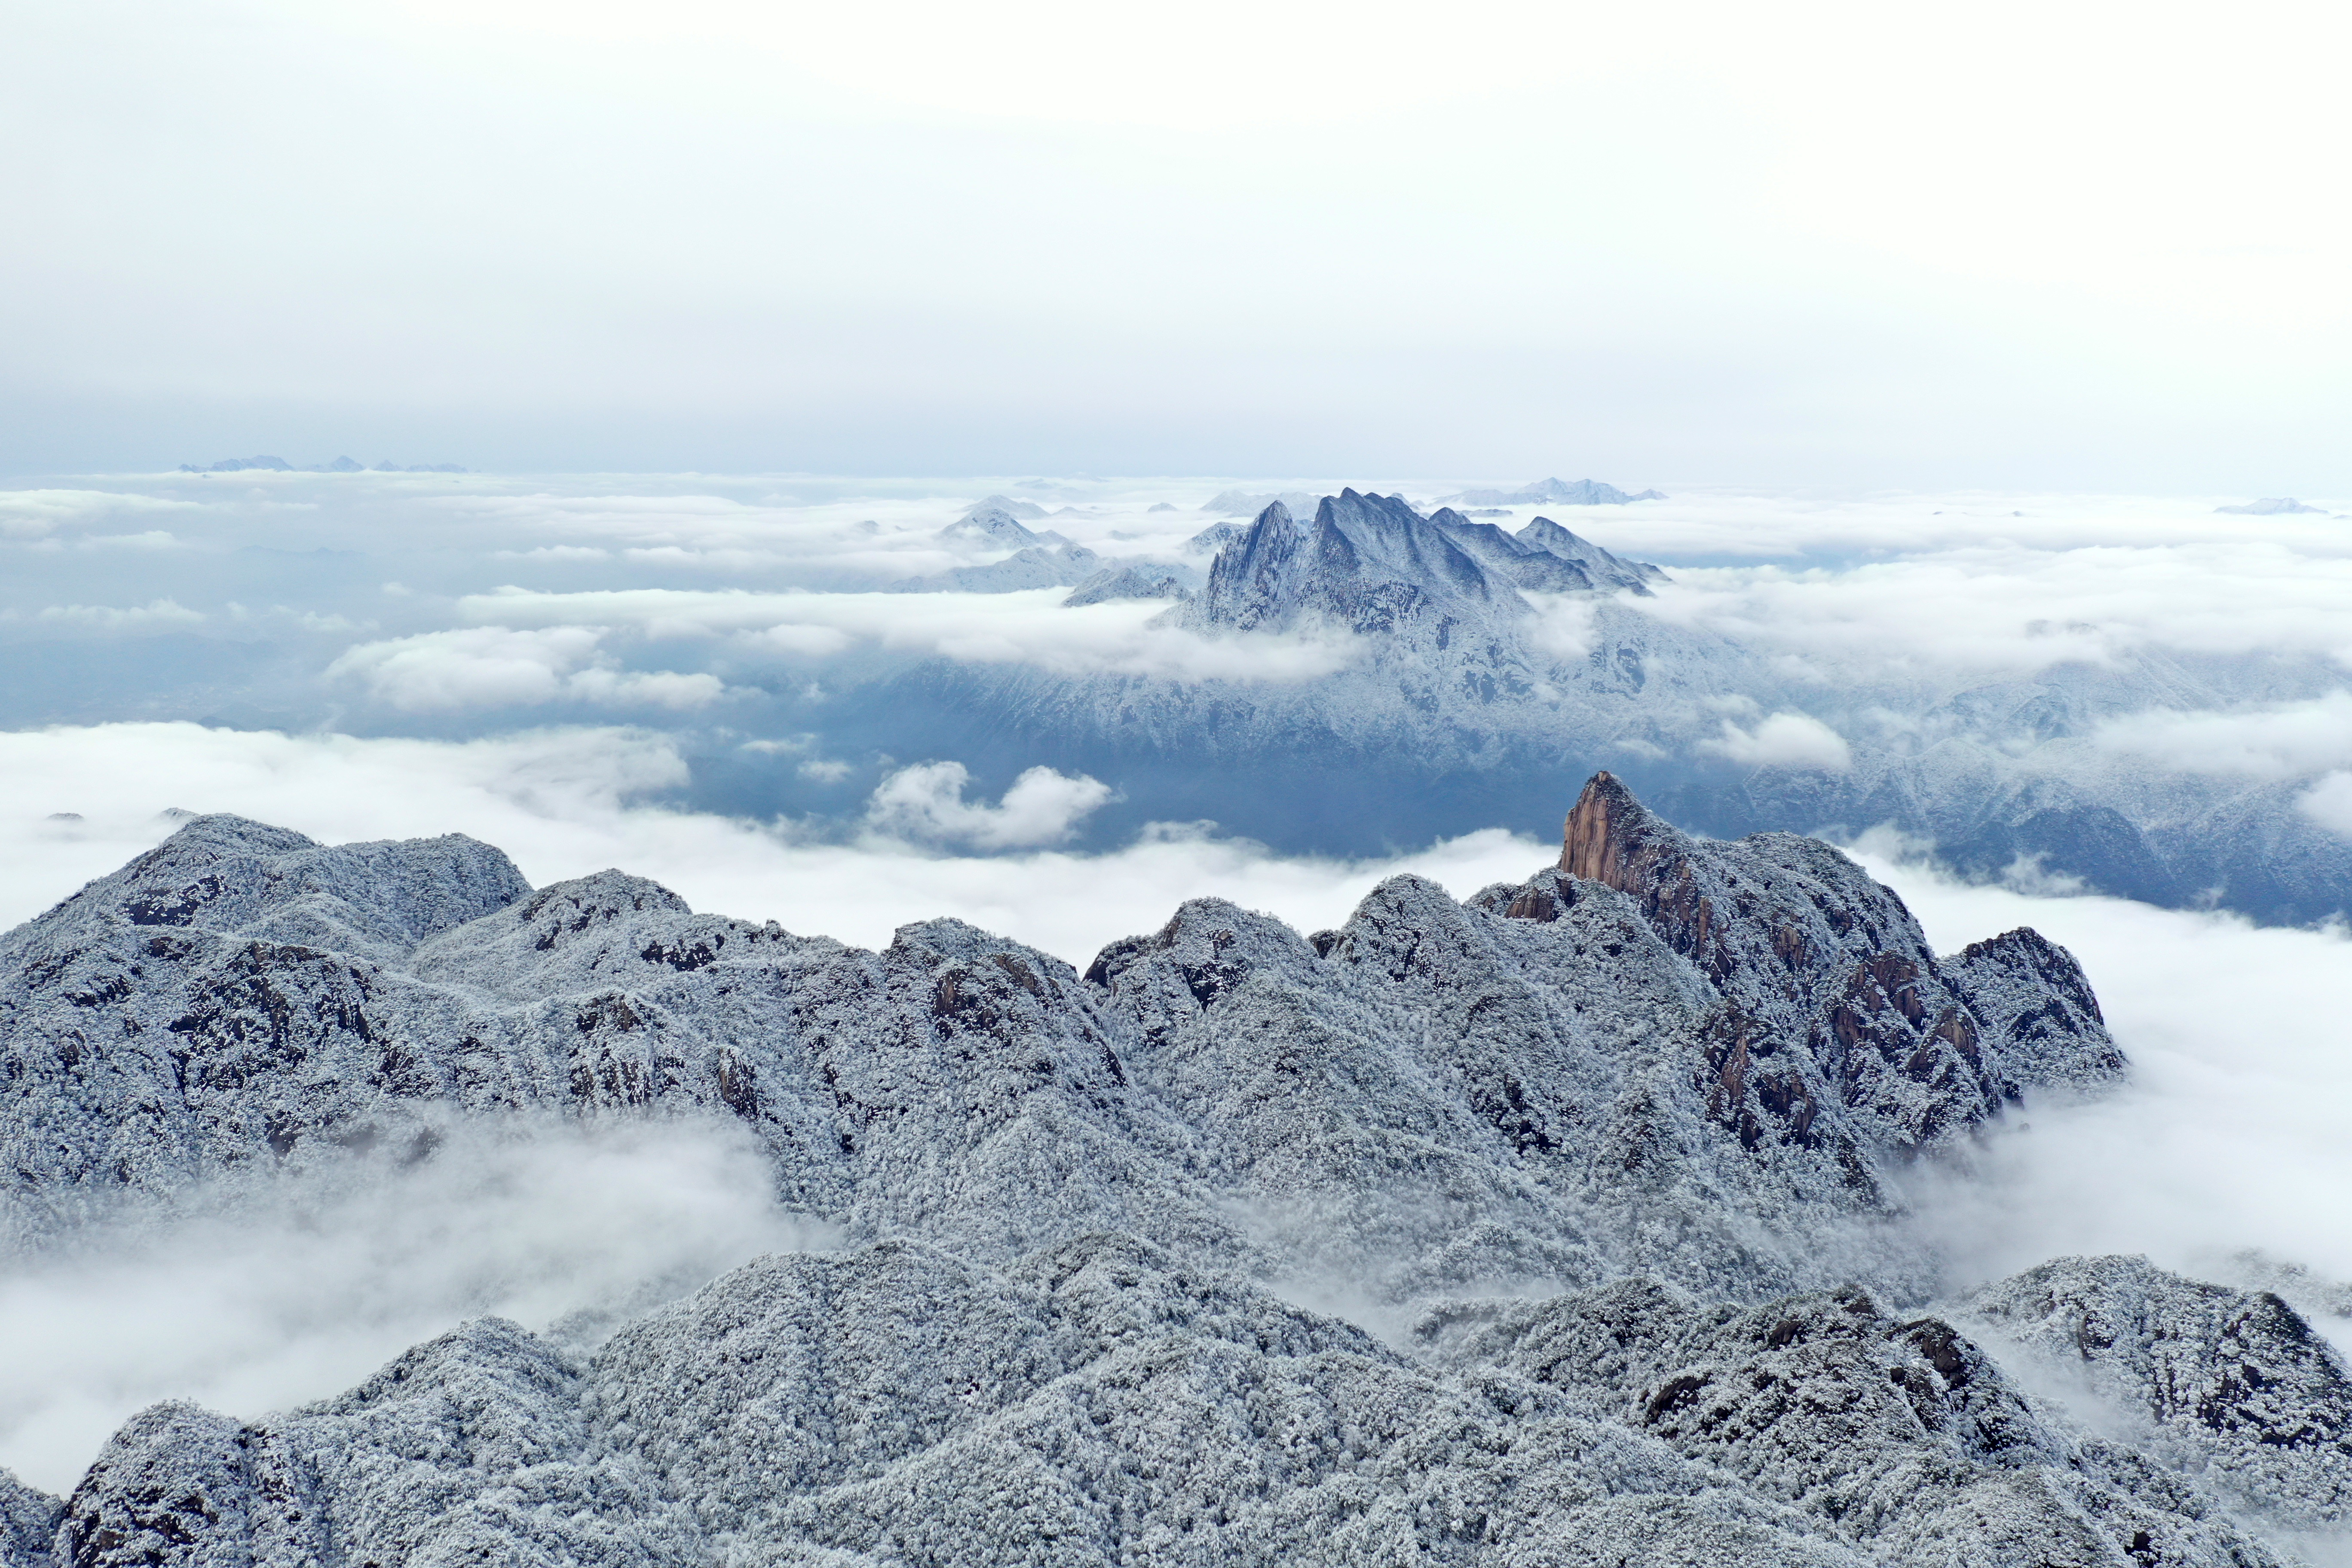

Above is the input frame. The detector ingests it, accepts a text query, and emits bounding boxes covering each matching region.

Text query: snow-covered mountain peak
[1515,514,1668,590]
[1547,769,2123,1145]
[937,504,1045,548]
[13,813,528,964]
[1184,490,1505,636]
[1181,490,1669,638]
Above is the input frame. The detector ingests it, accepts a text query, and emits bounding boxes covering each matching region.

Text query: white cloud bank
[31,598,205,629]
[1701,710,1853,772]
[0,1117,821,1494]
[454,587,1359,685]
[864,761,1113,849]
[325,626,726,710]
[0,489,205,541]
[2300,772,2352,841]
[1644,542,2352,678]
[1844,845,2352,1308]
[2092,691,2352,780]
[0,723,1547,961]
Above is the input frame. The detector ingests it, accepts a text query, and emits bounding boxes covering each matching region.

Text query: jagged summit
[1182,490,1666,636]
[1545,772,2122,1151]
[1186,490,1494,634]
[1428,508,1660,595]
[0,775,2115,1287]
[1516,514,1669,586]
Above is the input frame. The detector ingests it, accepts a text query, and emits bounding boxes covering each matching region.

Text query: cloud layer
[0,1117,819,1493]
[453,585,1359,684]
[1701,710,1853,772]
[864,761,1114,849]
[327,625,727,710]
[1843,844,2352,1314]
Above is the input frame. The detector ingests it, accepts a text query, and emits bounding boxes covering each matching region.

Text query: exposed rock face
[6,784,2334,1565]
[1553,772,2123,1153]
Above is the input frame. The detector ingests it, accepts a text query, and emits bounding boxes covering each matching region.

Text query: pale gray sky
[5,0,2346,487]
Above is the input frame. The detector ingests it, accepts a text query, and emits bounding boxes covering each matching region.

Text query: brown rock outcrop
[1544,771,2120,1152]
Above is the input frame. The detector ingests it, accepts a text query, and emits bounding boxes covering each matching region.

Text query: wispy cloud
[0,1117,818,1493]
[0,490,206,541]
[1700,710,1853,772]
[454,587,1359,683]
[34,598,205,628]
[325,626,726,710]
[2090,691,2352,780]
[1643,543,2352,675]
[864,761,1113,849]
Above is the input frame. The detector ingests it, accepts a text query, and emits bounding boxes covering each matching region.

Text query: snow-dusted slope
[4,781,2344,1564]
[0,775,2113,1290]
[42,1240,2337,1568]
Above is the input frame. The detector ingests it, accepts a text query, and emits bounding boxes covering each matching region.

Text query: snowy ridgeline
[2,776,2348,1565]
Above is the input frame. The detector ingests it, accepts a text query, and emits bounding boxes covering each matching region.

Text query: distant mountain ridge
[2216,497,2326,515]
[175,456,466,473]
[1445,476,1667,506]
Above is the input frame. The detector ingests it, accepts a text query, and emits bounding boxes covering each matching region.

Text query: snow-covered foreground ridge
[2,776,2346,1565]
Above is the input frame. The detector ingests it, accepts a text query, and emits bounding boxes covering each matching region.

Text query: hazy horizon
[7,0,2348,490]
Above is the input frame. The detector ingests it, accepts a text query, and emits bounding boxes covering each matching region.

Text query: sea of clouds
[4,471,2351,1494]
[9,469,2351,845]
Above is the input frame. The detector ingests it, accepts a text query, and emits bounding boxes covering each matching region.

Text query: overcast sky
[6,0,2347,488]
